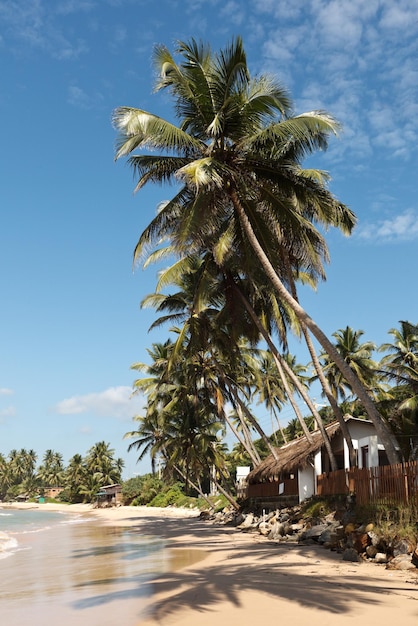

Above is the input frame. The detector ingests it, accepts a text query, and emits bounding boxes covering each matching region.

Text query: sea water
[0,507,168,625]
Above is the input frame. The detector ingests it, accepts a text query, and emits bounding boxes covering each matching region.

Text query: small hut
[96,484,123,507]
[246,417,386,506]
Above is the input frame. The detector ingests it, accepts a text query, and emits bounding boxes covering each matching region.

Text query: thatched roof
[247,421,341,484]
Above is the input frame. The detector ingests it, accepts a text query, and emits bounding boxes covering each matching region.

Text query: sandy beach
[4,502,418,625]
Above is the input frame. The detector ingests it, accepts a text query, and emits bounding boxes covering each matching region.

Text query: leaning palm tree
[113,37,401,464]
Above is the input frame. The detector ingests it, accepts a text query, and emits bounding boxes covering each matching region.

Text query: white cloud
[0,406,16,418]
[357,209,418,242]
[0,388,14,395]
[67,84,103,109]
[54,385,144,419]
[220,2,245,25]
[0,0,89,59]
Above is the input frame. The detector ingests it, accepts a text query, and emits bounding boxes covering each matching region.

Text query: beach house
[245,417,388,506]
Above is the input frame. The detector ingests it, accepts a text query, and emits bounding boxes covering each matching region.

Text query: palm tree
[37,450,65,487]
[113,37,401,464]
[64,453,87,503]
[379,321,418,459]
[85,442,122,485]
[318,327,380,401]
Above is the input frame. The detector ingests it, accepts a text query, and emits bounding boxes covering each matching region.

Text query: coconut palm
[113,37,400,464]
[37,450,65,487]
[64,453,87,503]
[85,442,122,485]
[317,327,379,401]
[379,321,418,459]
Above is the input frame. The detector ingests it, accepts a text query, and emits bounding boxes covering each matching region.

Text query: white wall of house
[342,420,382,469]
[298,466,316,502]
[358,435,379,468]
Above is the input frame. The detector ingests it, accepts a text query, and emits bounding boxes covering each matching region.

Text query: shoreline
[3,502,418,624]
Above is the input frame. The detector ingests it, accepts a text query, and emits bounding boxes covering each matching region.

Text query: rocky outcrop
[201,505,418,571]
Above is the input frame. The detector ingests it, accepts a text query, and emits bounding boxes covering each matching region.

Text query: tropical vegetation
[0,443,123,503]
[113,37,417,505]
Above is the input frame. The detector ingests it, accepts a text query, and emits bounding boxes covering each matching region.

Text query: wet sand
[4,503,418,625]
[0,503,199,625]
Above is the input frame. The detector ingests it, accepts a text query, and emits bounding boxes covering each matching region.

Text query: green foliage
[148,483,185,507]
[123,473,164,505]
[300,497,333,519]
[353,503,418,542]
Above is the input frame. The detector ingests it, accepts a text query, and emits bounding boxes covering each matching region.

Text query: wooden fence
[245,478,299,499]
[317,461,418,506]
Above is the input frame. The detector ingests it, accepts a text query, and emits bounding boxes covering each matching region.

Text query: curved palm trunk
[302,327,357,467]
[272,353,314,443]
[210,475,241,510]
[281,257,357,468]
[234,284,340,471]
[271,404,288,443]
[172,464,214,508]
[230,190,402,465]
[226,383,280,460]
[224,412,261,466]
[212,358,280,461]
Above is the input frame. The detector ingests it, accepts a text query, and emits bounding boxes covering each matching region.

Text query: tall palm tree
[113,37,401,464]
[64,453,87,503]
[318,327,380,401]
[37,450,65,487]
[85,442,122,485]
[379,321,418,459]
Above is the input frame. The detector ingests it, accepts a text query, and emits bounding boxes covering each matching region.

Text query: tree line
[0,442,123,503]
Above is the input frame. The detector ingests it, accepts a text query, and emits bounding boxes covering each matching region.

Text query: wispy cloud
[53,386,144,419]
[67,83,103,109]
[0,388,14,395]
[357,209,418,242]
[253,0,418,166]
[0,0,89,59]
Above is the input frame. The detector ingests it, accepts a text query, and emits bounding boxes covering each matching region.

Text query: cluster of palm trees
[0,442,123,503]
[114,38,417,499]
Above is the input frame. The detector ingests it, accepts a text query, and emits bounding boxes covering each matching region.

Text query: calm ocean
[0,507,168,625]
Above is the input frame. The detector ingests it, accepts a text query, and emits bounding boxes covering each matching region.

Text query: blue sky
[1,0,417,478]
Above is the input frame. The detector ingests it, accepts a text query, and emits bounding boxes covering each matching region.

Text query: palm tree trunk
[281,258,357,468]
[211,475,241,510]
[224,411,261,466]
[234,283,341,471]
[227,382,280,460]
[302,326,357,467]
[173,464,214,508]
[230,189,402,465]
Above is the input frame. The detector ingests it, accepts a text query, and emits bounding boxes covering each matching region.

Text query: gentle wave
[0,531,19,559]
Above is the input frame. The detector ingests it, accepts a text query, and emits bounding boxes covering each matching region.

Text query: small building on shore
[245,417,387,506]
[96,484,123,507]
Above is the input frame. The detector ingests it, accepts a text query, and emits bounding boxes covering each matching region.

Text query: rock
[393,538,415,556]
[302,524,328,540]
[353,532,369,553]
[268,521,286,540]
[258,521,271,536]
[290,523,305,533]
[365,545,378,559]
[412,547,418,568]
[237,513,254,529]
[386,555,416,571]
[342,548,360,562]
[374,552,388,564]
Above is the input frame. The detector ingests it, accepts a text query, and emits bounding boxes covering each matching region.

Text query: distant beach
[1,502,418,625]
